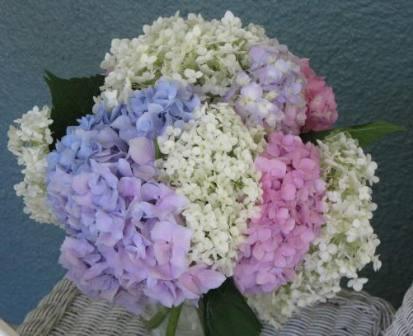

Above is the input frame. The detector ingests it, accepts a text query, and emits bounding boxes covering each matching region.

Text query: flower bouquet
[8,11,404,336]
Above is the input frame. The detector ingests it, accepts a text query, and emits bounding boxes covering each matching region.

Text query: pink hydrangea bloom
[300,59,338,132]
[234,132,326,294]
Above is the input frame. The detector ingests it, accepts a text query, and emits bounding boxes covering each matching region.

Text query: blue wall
[1,0,412,325]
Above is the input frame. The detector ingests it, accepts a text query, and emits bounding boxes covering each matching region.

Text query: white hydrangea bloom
[101,11,269,102]
[248,132,381,328]
[157,103,265,276]
[95,89,119,110]
[8,106,58,225]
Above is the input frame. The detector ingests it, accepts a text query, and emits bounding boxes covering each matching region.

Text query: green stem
[166,305,183,336]
[197,299,207,336]
[144,307,170,330]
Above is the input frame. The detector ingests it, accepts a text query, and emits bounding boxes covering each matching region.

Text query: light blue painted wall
[0,0,412,325]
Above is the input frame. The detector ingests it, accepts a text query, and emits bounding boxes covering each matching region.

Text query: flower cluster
[8,106,57,224]
[9,11,387,332]
[157,103,264,276]
[101,11,268,101]
[47,80,225,312]
[226,42,307,134]
[235,132,326,294]
[56,161,224,311]
[96,78,200,141]
[247,132,380,327]
[300,59,338,131]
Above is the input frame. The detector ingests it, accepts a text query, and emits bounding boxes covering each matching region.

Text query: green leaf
[155,138,167,160]
[301,121,405,147]
[144,307,170,330]
[166,305,183,336]
[44,71,104,144]
[201,279,262,336]
[300,128,334,144]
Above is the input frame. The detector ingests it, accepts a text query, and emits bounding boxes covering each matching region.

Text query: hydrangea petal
[235,132,326,294]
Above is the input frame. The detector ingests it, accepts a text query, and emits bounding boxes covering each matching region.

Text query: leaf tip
[44,70,57,85]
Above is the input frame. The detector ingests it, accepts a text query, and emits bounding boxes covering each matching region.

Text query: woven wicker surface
[262,290,395,336]
[18,278,395,336]
[385,284,413,336]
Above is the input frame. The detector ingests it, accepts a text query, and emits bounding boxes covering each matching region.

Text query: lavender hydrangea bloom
[226,41,307,134]
[57,160,223,312]
[47,80,224,312]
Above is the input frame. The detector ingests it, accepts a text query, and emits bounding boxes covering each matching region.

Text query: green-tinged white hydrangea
[247,132,381,328]
[157,103,265,276]
[8,106,57,225]
[101,11,269,101]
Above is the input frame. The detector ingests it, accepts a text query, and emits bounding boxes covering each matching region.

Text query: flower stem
[145,307,170,330]
[197,299,207,335]
[166,305,183,336]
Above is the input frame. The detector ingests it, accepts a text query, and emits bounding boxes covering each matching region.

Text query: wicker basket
[384,284,413,336]
[17,278,396,336]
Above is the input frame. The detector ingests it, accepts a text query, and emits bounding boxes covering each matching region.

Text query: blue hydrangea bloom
[123,78,200,140]
[47,78,200,176]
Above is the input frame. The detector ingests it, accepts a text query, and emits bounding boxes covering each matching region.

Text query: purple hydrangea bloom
[225,42,307,134]
[47,80,224,312]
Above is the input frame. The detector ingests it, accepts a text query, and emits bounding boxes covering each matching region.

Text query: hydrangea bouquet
[8,11,404,336]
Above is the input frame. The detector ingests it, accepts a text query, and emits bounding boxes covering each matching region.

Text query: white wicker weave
[385,284,413,336]
[17,278,396,336]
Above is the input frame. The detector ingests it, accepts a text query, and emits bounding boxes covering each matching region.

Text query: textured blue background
[1,0,412,325]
